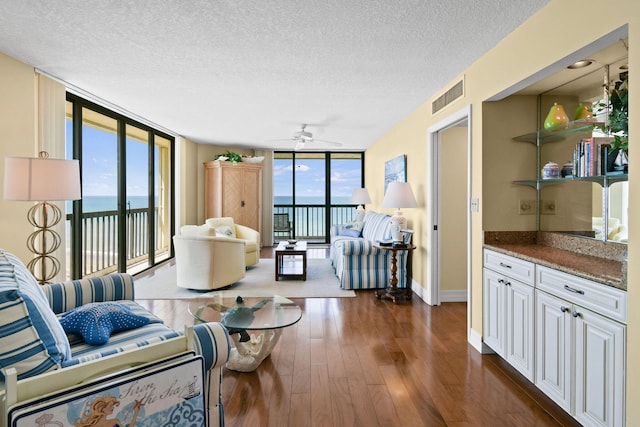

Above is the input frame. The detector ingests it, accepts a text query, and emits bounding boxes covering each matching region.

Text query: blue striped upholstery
[43,274,135,314]
[330,212,413,290]
[0,250,71,381]
[193,322,231,427]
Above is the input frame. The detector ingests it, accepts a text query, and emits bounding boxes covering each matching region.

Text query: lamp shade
[350,188,371,205]
[382,182,417,208]
[4,154,81,201]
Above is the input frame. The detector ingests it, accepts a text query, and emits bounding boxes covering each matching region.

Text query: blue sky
[273,157,362,201]
[66,122,152,197]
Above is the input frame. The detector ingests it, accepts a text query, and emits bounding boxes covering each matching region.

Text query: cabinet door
[506,279,534,381]
[483,268,505,357]
[241,167,262,232]
[535,290,571,412]
[222,166,244,222]
[574,308,625,427]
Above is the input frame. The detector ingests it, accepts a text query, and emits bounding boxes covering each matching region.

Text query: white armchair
[173,228,246,290]
[205,217,260,267]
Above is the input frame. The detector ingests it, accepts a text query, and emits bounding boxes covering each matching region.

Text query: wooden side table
[373,243,415,303]
[275,241,307,281]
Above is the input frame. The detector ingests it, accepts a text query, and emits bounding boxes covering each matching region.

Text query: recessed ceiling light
[567,59,593,69]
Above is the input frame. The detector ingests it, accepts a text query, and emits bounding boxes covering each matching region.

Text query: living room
[1,1,638,426]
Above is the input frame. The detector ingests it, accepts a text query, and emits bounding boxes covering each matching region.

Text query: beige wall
[365,0,639,423]
[0,52,38,262]
[439,125,467,293]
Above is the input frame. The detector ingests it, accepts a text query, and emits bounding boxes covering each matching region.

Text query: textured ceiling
[0,0,549,151]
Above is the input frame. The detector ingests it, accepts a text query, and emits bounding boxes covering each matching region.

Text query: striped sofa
[330,211,413,290]
[0,249,230,427]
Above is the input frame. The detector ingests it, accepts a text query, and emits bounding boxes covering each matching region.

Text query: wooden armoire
[203,160,263,234]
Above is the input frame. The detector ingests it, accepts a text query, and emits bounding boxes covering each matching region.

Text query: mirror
[526,38,629,244]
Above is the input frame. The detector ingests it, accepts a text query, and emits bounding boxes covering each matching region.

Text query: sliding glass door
[65,94,174,279]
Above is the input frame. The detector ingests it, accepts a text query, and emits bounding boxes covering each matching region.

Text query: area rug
[134,258,355,299]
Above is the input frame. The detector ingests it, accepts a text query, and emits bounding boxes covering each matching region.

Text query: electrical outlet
[541,200,556,215]
[519,199,535,215]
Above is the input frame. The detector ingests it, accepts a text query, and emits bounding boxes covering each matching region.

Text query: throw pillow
[0,250,71,380]
[339,228,362,238]
[59,301,150,345]
[339,220,364,237]
[215,226,235,238]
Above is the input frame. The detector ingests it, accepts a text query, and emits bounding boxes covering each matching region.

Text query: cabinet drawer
[484,249,535,286]
[537,265,627,323]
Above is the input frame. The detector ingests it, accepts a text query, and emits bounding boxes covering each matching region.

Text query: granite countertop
[484,242,626,291]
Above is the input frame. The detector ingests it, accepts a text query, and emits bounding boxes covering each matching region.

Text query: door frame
[426,104,472,328]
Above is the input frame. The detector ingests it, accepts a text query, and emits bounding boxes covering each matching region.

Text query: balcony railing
[273,204,356,242]
[67,208,167,277]
[67,204,355,277]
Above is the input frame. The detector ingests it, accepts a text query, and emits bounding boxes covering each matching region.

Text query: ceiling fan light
[295,141,305,150]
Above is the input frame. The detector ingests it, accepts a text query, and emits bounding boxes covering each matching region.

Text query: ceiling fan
[273,124,343,150]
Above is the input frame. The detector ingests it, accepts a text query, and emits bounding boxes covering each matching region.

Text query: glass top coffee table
[189,295,302,372]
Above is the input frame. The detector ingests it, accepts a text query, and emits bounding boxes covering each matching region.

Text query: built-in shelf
[512,119,605,144]
[513,173,628,189]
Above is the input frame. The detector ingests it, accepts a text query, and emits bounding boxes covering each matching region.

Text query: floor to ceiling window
[273,151,364,243]
[65,94,174,279]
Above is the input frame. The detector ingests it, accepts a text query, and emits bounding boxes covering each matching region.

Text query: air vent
[432,79,464,115]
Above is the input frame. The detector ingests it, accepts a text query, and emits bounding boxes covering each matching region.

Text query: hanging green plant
[215,151,243,163]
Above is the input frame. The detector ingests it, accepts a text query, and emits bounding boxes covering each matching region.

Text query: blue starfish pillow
[59,302,150,345]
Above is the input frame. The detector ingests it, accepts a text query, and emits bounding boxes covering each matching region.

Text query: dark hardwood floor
[138,246,580,427]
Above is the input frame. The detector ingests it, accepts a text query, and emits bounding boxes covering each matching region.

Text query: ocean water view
[67,195,154,212]
[66,195,353,213]
[274,196,352,205]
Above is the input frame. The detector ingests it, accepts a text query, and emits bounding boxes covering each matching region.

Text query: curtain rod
[35,68,177,138]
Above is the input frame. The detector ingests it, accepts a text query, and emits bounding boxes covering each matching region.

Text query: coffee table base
[226,329,283,372]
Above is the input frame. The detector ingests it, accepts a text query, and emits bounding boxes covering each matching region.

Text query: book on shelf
[572,137,612,177]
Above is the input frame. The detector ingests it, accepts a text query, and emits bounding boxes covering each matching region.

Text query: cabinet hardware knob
[561,306,569,313]
[499,262,512,269]
[241,200,245,207]
[505,281,511,286]
[498,279,504,284]
[564,285,585,295]
[572,310,581,318]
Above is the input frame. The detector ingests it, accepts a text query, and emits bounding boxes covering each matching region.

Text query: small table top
[188,295,302,331]
[373,243,416,252]
[275,240,307,252]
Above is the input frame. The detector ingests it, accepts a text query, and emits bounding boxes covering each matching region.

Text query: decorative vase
[544,103,569,130]
[542,161,560,179]
[574,103,593,120]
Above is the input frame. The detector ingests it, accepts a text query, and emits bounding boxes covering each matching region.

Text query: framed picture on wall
[384,154,406,192]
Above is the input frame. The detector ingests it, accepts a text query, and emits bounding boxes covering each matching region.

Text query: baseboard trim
[468,328,496,354]
[440,290,467,302]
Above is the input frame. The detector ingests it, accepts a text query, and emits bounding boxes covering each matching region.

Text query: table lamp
[350,188,371,222]
[4,151,81,284]
[382,182,417,238]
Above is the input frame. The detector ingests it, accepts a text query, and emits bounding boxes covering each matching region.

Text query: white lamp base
[355,205,366,222]
[390,209,407,229]
[390,210,407,242]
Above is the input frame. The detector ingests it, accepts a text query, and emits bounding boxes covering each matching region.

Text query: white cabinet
[483,249,627,427]
[483,250,535,381]
[535,266,626,427]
